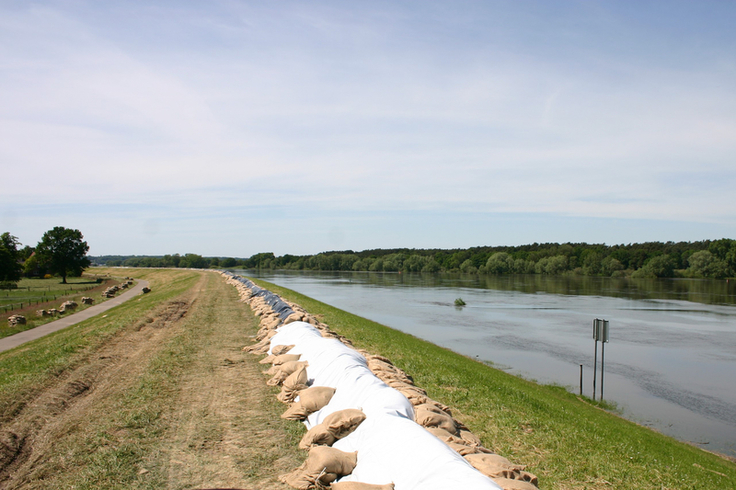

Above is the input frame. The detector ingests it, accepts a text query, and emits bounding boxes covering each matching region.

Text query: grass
[0,268,304,489]
[254,277,736,490]
[0,269,199,427]
[0,273,126,338]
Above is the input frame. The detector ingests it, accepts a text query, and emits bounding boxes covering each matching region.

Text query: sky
[1,0,735,257]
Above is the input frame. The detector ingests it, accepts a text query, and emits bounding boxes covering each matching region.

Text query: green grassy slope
[256,278,736,490]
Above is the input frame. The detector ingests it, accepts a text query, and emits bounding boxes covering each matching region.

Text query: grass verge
[255,278,736,490]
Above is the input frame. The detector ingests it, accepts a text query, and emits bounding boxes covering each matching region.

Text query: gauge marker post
[592,318,610,401]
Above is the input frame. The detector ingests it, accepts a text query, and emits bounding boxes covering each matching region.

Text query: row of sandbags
[221,272,539,490]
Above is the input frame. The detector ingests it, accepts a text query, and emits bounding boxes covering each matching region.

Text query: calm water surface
[241,270,736,457]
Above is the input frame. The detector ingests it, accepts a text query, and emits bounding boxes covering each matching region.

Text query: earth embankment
[0,269,302,489]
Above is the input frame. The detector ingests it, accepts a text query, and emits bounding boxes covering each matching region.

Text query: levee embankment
[0,268,733,489]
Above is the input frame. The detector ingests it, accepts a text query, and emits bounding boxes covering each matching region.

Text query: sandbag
[273,353,302,366]
[323,409,367,439]
[465,454,537,485]
[331,482,395,490]
[414,407,458,435]
[299,424,337,449]
[272,344,295,355]
[279,446,358,490]
[277,364,309,403]
[282,387,337,421]
[299,409,367,449]
[465,453,526,472]
[267,361,309,386]
[491,478,539,490]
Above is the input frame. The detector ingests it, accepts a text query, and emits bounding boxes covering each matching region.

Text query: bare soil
[0,271,304,489]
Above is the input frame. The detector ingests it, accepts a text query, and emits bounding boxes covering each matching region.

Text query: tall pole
[593,339,598,401]
[601,339,606,401]
[579,364,583,396]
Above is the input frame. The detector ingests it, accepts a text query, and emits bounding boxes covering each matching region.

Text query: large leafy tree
[35,227,91,283]
[0,232,23,282]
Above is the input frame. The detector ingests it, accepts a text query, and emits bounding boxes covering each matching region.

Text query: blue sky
[2,1,735,257]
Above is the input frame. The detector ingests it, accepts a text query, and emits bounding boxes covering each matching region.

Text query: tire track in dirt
[159,272,303,489]
[0,277,201,489]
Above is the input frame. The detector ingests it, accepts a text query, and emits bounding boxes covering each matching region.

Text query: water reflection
[294,271,736,306]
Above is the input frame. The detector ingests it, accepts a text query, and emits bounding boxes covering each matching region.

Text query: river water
[240,270,736,457]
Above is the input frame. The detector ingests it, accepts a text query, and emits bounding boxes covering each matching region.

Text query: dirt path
[0,271,303,489]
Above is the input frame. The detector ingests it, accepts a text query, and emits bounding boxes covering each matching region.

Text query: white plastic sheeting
[335,414,502,490]
[270,321,502,490]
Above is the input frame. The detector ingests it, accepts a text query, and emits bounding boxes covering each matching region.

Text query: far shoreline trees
[91,239,736,280]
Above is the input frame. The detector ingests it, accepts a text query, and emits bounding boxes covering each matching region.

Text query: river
[240,270,736,457]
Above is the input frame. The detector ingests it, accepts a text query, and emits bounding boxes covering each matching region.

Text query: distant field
[0,274,123,338]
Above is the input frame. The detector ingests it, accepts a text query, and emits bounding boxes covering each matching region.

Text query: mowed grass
[255,278,736,490]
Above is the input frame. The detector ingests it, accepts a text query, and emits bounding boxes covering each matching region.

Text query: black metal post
[601,340,606,401]
[593,338,598,401]
[579,364,583,396]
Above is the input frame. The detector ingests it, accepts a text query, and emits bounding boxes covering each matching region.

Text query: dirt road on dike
[0,270,303,489]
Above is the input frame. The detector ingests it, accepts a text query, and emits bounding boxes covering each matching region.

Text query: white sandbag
[306,372,414,428]
[268,322,323,354]
[333,413,501,490]
[287,336,368,383]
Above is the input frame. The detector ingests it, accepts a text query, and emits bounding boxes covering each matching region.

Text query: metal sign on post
[592,318,609,401]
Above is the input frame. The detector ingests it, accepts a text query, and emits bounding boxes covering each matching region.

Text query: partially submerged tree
[35,227,91,283]
[0,232,23,283]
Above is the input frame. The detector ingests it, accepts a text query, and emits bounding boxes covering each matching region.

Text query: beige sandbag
[424,427,490,456]
[272,344,295,355]
[447,440,492,456]
[273,353,302,366]
[267,361,309,386]
[283,312,304,324]
[331,482,395,490]
[259,354,276,364]
[414,403,451,416]
[491,477,539,490]
[414,407,458,435]
[277,364,309,403]
[299,424,336,449]
[323,408,367,439]
[279,446,358,490]
[298,409,367,449]
[465,454,538,486]
[465,453,526,472]
[459,429,483,446]
[282,386,337,421]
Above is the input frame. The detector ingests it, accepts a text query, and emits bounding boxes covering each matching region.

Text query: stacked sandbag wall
[221,272,539,490]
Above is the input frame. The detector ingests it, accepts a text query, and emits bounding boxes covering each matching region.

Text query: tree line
[92,239,736,279]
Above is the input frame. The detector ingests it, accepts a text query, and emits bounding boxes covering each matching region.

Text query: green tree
[687,250,729,279]
[0,232,23,282]
[179,253,208,269]
[221,257,237,268]
[486,252,514,274]
[633,254,675,278]
[35,227,91,283]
